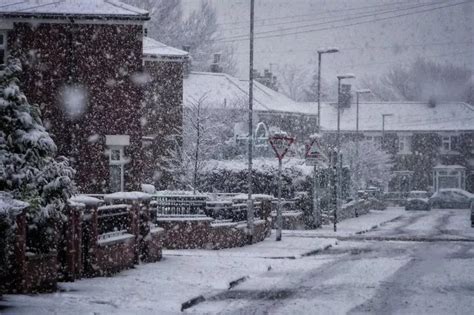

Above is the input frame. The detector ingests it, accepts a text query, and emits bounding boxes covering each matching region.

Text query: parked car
[471,202,474,227]
[384,191,409,206]
[405,191,430,211]
[429,188,474,209]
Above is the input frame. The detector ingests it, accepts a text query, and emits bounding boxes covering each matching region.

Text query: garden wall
[157,217,271,250]
[271,211,305,230]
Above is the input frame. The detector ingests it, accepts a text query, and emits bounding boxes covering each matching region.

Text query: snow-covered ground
[2,207,473,314]
[0,234,335,314]
[284,207,406,238]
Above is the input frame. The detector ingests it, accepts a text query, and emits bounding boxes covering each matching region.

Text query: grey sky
[183,0,473,82]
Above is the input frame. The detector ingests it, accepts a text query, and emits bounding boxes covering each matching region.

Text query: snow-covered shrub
[341,140,393,193]
[198,158,312,199]
[0,58,76,253]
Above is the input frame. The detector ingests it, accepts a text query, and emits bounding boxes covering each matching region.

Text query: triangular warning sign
[269,135,295,160]
[305,137,328,165]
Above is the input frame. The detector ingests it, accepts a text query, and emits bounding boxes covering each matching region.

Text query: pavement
[2,208,473,314]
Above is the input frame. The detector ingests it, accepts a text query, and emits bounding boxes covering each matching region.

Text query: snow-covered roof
[433,164,466,170]
[0,0,149,21]
[183,71,316,115]
[319,102,474,132]
[143,37,188,60]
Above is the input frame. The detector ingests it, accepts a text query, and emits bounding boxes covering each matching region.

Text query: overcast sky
[182,0,473,82]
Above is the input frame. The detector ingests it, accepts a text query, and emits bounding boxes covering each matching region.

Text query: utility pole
[247,0,255,244]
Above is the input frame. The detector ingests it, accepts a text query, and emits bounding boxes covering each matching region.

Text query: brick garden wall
[157,218,271,250]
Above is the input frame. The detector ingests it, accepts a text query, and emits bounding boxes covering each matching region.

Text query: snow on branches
[0,58,76,221]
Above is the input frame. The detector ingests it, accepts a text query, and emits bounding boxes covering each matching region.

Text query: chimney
[210,53,222,73]
[338,83,352,108]
[182,45,192,77]
[428,96,437,108]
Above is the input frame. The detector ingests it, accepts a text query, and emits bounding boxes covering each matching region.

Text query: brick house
[141,37,188,189]
[319,101,474,193]
[0,0,149,193]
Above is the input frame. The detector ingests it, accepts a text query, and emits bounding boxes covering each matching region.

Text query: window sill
[439,150,461,156]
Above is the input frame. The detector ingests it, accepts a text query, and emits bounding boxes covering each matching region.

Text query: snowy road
[2,208,473,314]
[190,209,474,314]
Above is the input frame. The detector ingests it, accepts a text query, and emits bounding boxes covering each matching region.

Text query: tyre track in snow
[348,241,474,314]
[190,242,413,314]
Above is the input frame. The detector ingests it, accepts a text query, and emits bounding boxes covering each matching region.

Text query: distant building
[183,71,319,152]
[0,0,149,193]
[319,101,474,193]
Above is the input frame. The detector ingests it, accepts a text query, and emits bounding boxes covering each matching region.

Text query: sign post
[269,133,295,241]
[305,134,328,228]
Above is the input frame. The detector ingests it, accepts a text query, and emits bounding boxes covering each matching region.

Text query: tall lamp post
[334,73,355,232]
[314,48,338,228]
[354,89,371,216]
[247,0,255,243]
[316,48,339,129]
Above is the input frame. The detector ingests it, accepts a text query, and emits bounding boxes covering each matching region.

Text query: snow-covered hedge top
[154,190,208,198]
[141,184,156,194]
[232,193,275,201]
[0,191,28,215]
[67,200,85,209]
[104,191,152,202]
[70,195,103,207]
[201,158,313,177]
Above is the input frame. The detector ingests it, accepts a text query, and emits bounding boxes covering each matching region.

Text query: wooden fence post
[14,210,27,293]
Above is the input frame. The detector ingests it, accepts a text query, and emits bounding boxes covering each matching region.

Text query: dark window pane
[111,149,121,161]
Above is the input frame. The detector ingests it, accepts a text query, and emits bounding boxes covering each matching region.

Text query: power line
[217,0,472,43]
[216,0,415,26]
[337,50,473,70]
[231,41,473,56]
[220,0,447,33]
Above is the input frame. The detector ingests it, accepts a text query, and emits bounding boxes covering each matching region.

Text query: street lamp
[313,47,339,228]
[334,73,355,232]
[316,48,339,130]
[354,89,371,217]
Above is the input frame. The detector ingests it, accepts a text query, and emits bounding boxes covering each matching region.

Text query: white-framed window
[108,146,127,193]
[105,135,130,192]
[364,134,382,145]
[441,136,452,151]
[0,31,7,65]
[398,135,412,154]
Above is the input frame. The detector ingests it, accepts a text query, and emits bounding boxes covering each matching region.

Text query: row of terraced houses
[1,0,473,196]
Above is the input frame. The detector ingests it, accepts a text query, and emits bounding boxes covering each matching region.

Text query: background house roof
[319,101,474,132]
[143,37,188,59]
[183,71,316,115]
[0,0,148,20]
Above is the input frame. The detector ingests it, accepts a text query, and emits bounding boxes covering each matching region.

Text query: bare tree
[276,64,311,101]
[276,63,338,102]
[363,58,473,104]
[125,0,237,74]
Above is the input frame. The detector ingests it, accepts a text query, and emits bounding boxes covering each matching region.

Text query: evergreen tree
[0,58,76,226]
